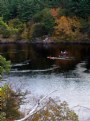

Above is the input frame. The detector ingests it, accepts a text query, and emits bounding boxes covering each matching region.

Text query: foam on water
[10,66,59,73]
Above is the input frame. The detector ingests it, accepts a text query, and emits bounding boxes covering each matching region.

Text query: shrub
[30,23,47,38]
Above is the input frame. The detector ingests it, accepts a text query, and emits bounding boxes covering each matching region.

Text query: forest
[0,1,90,120]
[0,0,90,42]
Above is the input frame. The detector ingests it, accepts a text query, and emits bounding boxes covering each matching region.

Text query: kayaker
[60,50,68,57]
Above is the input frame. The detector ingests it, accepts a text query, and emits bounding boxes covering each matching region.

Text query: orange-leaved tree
[53,16,83,41]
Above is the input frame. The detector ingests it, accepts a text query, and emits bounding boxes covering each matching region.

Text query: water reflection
[1,43,90,121]
[0,43,90,72]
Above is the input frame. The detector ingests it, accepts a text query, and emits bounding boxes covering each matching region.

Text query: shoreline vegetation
[0,0,90,44]
[0,38,90,45]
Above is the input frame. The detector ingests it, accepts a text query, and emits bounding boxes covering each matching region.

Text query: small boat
[47,56,75,60]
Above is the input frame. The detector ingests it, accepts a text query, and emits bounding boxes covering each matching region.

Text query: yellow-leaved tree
[54,16,83,41]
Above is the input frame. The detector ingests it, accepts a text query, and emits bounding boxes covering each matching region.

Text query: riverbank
[0,38,90,45]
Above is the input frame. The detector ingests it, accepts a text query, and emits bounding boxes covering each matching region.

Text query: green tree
[17,0,38,22]
[67,0,90,18]
[0,55,11,76]
[0,17,19,38]
[0,55,11,121]
[33,8,55,35]
[0,56,23,121]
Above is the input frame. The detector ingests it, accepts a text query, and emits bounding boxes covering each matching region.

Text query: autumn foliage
[0,0,90,42]
[51,8,59,17]
[53,16,89,41]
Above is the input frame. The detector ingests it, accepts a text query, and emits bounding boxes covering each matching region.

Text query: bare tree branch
[15,90,57,121]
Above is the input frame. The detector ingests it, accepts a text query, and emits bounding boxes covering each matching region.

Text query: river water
[0,43,90,120]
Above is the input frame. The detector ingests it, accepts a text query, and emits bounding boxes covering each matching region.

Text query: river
[0,43,90,121]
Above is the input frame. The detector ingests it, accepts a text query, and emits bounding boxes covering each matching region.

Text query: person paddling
[60,50,68,57]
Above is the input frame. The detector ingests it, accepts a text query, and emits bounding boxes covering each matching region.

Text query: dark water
[0,43,90,120]
[0,43,90,71]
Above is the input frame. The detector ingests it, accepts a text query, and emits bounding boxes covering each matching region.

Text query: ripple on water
[2,61,90,121]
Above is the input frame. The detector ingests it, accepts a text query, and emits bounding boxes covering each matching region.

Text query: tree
[17,0,38,22]
[0,17,19,39]
[33,8,55,35]
[0,55,23,121]
[54,16,82,40]
[0,55,11,76]
[30,23,47,38]
[15,92,78,121]
[0,55,11,121]
[0,0,18,21]
[30,99,78,121]
[67,0,90,18]
[0,85,23,121]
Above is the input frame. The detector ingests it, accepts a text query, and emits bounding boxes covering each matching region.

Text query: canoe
[47,56,75,60]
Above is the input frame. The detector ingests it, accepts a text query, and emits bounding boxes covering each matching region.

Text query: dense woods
[0,0,90,42]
